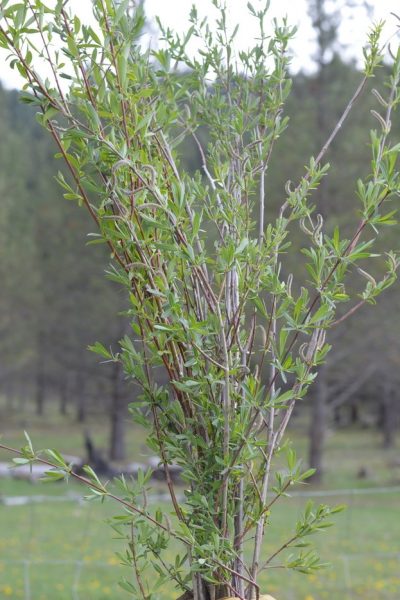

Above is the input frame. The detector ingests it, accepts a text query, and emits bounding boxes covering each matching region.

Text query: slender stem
[0,443,186,544]
[27,2,69,114]
[98,0,130,143]
[331,299,366,327]
[313,77,368,169]
[234,478,245,597]
[61,8,100,118]
[261,533,299,570]
[212,558,259,596]
[152,404,186,523]
[130,522,148,600]
[217,301,231,537]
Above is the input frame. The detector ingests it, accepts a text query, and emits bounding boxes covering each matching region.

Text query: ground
[0,400,399,599]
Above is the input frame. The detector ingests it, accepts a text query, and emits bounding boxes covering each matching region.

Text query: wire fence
[0,486,399,599]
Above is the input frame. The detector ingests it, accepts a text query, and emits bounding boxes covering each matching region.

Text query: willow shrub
[1,1,400,599]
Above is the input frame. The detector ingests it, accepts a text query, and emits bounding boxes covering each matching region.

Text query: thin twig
[0,443,186,544]
[331,299,366,327]
[130,522,147,600]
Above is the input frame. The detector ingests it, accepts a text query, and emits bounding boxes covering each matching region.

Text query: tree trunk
[308,366,328,482]
[382,382,395,449]
[59,380,68,416]
[5,379,15,411]
[333,405,341,426]
[75,370,87,423]
[35,350,45,416]
[349,401,359,425]
[109,360,126,461]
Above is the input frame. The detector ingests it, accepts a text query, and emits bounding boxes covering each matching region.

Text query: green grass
[0,496,125,600]
[0,485,399,599]
[1,401,400,599]
[258,490,400,599]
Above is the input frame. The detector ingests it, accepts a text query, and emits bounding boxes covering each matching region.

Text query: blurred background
[0,1,399,599]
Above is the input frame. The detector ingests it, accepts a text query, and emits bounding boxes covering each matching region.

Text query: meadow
[1,403,399,599]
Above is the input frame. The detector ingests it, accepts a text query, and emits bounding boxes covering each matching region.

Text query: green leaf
[309,303,331,325]
[88,341,113,359]
[44,449,67,468]
[298,468,316,481]
[23,431,34,454]
[41,470,66,482]
[235,237,249,256]
[12,457,31,465]
[82,464,102,486]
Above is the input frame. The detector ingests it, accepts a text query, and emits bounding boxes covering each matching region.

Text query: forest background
[1,0,399,465]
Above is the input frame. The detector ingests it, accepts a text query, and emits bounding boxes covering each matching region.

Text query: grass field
[1,402,400,599]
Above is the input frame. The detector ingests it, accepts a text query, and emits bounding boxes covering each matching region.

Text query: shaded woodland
[0,0,399,475]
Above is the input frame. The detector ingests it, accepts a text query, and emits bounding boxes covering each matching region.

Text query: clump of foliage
[1,1,400,599]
